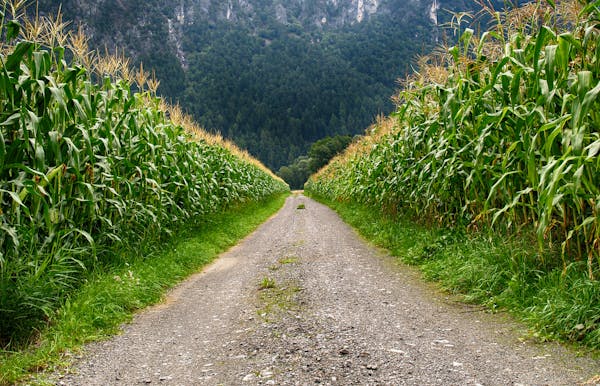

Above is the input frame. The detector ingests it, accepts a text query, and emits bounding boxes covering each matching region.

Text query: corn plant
[307,0,599,278]
[0,3,288,346]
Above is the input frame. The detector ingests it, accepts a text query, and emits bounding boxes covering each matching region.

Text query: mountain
[35,0,496,170]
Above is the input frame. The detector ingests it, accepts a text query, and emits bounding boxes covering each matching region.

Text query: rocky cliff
[37,0,458,62]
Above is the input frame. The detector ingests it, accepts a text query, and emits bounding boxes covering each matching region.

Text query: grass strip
[0,193,288,385]
[310,194,600,352]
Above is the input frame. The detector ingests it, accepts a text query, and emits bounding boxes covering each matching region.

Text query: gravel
[52,194,600,385]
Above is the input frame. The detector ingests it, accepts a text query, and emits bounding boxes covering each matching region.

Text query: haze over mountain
[36,0,498,170]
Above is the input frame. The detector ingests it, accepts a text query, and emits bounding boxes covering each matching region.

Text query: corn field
[307,1,599,277]
[0,3,288,344]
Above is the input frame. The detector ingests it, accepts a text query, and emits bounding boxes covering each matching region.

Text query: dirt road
[55,194,599,385]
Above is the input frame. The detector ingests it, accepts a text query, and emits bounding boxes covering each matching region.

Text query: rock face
[33,0,453,94]
[37,0,439,46]
[170,0,426,29]
[34,0,479,74]
[161,0,384,66]
[187,0,384,27]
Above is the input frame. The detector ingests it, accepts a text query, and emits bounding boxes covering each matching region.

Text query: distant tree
[308,135,353,172]
[278,135,354,189]
[277,156,312,190]
[277,166,296,188]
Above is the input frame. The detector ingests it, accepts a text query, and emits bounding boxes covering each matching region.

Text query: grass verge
[0,193,288,385]
[308,194,600,352]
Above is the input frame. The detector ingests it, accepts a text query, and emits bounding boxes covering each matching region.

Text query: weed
[257,281,302,322]
[259,277,276,290]
[278,257,298,265]
[297,204,306,210]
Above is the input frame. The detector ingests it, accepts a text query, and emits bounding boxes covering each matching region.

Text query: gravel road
[54,194,600,385]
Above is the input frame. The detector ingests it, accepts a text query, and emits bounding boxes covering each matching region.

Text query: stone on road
[55,194,599,385]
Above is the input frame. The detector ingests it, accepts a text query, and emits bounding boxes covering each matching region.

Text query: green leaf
[5,41,33,71]
[0,129,5,169]
[0,112,21,128]
[544,45,557,91]
[1,189,25,208]
[6,20,21,41]
[0,224,19,248]
[586,140,600,159]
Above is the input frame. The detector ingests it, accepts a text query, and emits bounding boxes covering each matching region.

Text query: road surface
[54,194,600,385]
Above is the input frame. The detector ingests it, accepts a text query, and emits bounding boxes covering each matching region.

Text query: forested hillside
[33,0,500,170]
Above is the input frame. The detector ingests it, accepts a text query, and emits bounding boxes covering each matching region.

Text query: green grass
[278,257,299,265]
[257,280,302,322]
[309,194,600,351]
[0,193,288,386]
